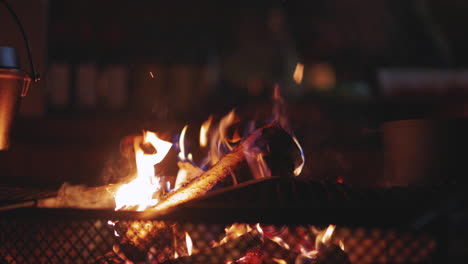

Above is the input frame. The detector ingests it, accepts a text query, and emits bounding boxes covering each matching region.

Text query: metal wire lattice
[0,217,437,264]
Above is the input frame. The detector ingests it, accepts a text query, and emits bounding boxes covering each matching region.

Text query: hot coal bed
[0,177,465,264]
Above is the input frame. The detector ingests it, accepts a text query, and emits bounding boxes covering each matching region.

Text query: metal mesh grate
[0,217,437,264]
[0,218,115,264]
[335,228,436,264]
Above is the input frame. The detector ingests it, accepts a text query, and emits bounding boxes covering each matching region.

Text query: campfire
[34,86,357,264]
[1,86,441,264]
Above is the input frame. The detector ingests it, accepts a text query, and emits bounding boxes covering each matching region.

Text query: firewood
[148,123,286,214]
[175,161,205,188]
[161,229,263,264]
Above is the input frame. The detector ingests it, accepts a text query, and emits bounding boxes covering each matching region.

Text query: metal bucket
[0,47,31,150]
[383,118,468,186]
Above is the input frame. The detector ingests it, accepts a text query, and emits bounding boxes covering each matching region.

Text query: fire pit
[0,90,465,264]
[0,177,455,264]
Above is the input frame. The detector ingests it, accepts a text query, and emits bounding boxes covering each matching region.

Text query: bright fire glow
[321,224,336,244]
[293,63,304,84]
[114,131,172,211]
[292,135,305,176]
[271,236,290,250]
[299,244,318,258]
[314,224,336,250]
[149,71,155,78]
[272,258,288,264]
[185,232,194,256]
[339,239,345,251]
[255,223,264,239]
[210,110,239,165]
[175,169,187,190]
[199,115,213,147]
[218,110,238,152]
[220,223,252,245]
[178,125,188,161]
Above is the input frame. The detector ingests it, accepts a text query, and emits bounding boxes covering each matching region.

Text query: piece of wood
[174,161,205,189]
[148,123,281,214]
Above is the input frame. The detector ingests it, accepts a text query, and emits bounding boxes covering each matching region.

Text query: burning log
[148,122,295,214]
[161,228,263,264]
[175,161,204,188]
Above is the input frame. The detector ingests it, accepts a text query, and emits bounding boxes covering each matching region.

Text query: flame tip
[114,131,172,211]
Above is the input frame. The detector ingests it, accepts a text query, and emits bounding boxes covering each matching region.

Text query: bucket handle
[1,0,40,83]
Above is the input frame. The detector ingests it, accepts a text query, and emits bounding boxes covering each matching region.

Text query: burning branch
[174,161,204,189]
[147,123,282,214]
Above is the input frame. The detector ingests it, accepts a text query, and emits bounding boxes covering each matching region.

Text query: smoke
[38,182,118,209]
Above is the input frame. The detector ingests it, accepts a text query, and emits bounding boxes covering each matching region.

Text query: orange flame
[178,125,188,161]
[271,236,290,250]
[339,239,345,251]
[210,110,239,165]
[314,224,336,250]
[114,131,172,211]
[272,259,288,264]
[175,125,202,190]
[185,232,194,256]
[175,169,188,190]
[321,224,336,244]
[245,151,271,179]
[230,129,242,144]
[199,115,213,148]
[299,244,319,259]
[293,63,304,84]
[219,223,252,245]
[255,223,264,242]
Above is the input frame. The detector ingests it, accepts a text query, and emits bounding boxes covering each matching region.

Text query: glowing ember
[339,239,345,251]
[293,63,304,84]
[149,71,155,78]
[272,258,288,264]
[114,131,172,211]
[271,236,290,250]
[299,244,318,259]
[199,115,213,148]
[220,223,252,245]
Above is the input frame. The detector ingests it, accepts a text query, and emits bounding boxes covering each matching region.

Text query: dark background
[1,0,468,189]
